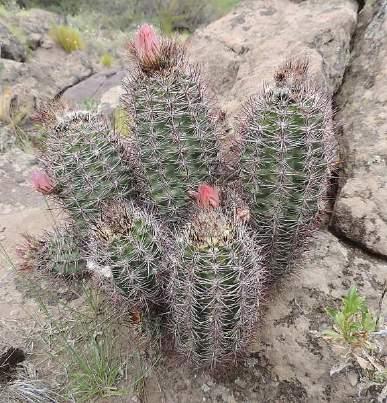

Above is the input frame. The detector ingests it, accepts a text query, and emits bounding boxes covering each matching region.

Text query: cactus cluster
[21,24,335,368]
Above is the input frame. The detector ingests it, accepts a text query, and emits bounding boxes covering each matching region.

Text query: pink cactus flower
[193,184,220,209]
[31,169,54,195]
[133,24,160,62]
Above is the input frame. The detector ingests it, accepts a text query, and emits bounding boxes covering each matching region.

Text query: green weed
[323,287,377,350]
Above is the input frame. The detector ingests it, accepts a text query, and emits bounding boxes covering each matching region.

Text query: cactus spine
[42,110,138,227]
[121,26,219,220]
[238,59,335,276]
[19,227,85,276]
[90,201,166,308]
[169,186,266,367]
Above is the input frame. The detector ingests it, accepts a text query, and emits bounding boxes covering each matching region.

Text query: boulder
[0,52,94,122]
[0,22,26,61]
[61,69,126,113]
[188,0,358,115]
[9,8,60,51]
[332,0,387,257]
[0,8,98,122]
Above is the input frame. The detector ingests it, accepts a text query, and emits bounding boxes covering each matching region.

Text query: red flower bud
[192,184,220,209]
[133,24,160,62]
[31,169,54,195]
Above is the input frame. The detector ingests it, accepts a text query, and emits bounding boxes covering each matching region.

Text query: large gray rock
[0,8,98,122]
[0,52,94,122]
[11,8,59,36]
[255,230,387,402]
[188,0,358,115]
[0,22,26,61]
[62,69,126,113]
[332,0,387,257]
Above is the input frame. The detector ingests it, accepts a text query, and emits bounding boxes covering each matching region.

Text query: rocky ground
[0,0,386,402]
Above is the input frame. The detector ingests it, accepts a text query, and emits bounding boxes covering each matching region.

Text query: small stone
[201,383,211,393]
[234,377,247,388]
[27,33,42,50]
[347,371,358,387]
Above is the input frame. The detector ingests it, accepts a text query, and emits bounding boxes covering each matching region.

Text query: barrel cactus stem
[168,185,266,368]
[90,201,167,309]
[122,24,220,221]
[238,58,335,277]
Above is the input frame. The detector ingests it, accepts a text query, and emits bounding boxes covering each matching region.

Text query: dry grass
[50,25,84,53]
[100,52,113,68]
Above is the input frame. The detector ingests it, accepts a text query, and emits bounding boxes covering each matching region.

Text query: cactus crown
[122,32,219,221]
[129,24,184,74]
[169,186,266,367]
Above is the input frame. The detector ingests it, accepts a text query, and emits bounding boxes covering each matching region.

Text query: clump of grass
[100,52,113,68]
[50,25,84,53]
[323,287,377,350]
[66,334,125,402]
[31,282,160,402]
[0,87,39,152]
[323,287,387,399]
[81,97,99,112]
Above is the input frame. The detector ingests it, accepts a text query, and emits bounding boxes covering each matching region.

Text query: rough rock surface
[0,148,51,347]
[188,0,358,115]
[0,22,26,61]
[332,0,387,257]
[0,9,95,121]
[62,69,126,112]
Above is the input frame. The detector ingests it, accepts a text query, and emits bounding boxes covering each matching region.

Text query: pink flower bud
[31,169,54,195]
[133,24,160,62]
[193,184,220,209]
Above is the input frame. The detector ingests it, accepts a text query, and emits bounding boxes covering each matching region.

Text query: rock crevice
[332,0,387,259]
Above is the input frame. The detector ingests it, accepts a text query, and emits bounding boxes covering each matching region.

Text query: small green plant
[323,287,377,350]
[81,97,99,111]
[50,25,84,53]
[100,52,113,67]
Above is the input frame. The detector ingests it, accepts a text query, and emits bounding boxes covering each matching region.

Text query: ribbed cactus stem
[18,227,85,276]
[238,59,335,276]
[41,109,138,227]
[168,185,266,367]
[122,25,219,220]
[90,201,166,309]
